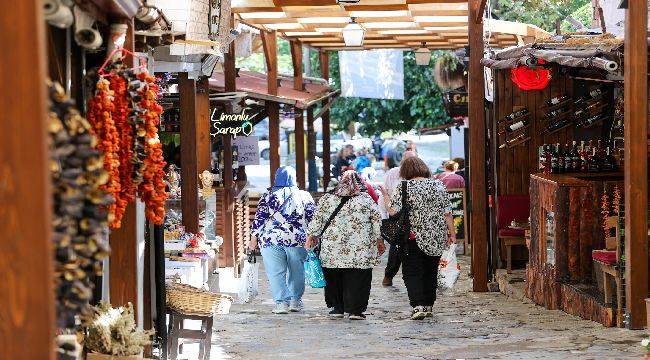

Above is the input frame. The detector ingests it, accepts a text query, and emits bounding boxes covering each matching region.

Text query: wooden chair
[592,216,623,327]
[167,309,214,360]
[497,195,530,273]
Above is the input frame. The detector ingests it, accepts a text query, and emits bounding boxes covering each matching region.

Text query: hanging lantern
[343,18,364,47]
[414,43,431,66]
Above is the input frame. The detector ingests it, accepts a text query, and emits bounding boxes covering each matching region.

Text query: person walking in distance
[249,166,315,314]
[380,157,456,320]
[305,170,385,320]
[381,150,417,286]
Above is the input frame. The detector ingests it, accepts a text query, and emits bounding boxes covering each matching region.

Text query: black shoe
[349,313,366,320]
[328,309,344,318]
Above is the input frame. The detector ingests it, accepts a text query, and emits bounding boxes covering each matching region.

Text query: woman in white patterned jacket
[305,170,385,320]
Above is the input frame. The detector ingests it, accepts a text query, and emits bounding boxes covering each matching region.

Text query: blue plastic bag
[304,250,326,288]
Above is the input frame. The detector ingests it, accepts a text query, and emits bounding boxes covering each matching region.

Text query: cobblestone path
[208,256,645,359]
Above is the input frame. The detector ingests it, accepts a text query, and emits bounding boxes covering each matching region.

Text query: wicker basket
[166,283,233,316]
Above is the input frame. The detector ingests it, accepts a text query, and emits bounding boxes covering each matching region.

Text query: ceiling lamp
[342,18,364,47]
[414,43,431,66]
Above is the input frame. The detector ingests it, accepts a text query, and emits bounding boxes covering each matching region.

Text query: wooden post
[291,40,306,188]
[197,77,211,174]
[307,108,318,192]
[262,30,280,184]
[109,20,139,312]
[319,50,331,191]
[0,1,54,358]
[295,109,306,189]
[623,0,648,329]
[221,25,237,268]
[468,0,489,292]
[179,73,200,234]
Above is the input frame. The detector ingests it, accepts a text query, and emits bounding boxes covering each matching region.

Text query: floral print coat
[252,188,315,248]
[307,193,382,269]
[390,178,452,257]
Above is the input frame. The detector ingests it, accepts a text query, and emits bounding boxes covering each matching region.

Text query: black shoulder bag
[380,180,410,248]
[318,196,352,238]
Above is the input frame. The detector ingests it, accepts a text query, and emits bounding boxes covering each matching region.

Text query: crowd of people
[248,140,465,320]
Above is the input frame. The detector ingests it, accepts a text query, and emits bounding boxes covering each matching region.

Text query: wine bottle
[545,94,570,106]
[557,143,565,174]
[587,148,600,172]
[612,119,624,149]
[538,145,547,172]
[498,133,528,148]
[579,141,588,172]
[546,117,571,133]
[601,146,616,171]
[580,113,606,127]
[569,141,580,172]
[504,108,529,122]
[550,144,559,174]
[546,106,571,119]
[563,143,573,173]
[544,145,552,174]
[575,88,603,106]
[505,118,529,132]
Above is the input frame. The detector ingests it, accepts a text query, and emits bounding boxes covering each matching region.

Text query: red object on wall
[511,61,551,90]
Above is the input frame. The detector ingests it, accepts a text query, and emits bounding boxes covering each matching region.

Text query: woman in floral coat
[305,170,385,320]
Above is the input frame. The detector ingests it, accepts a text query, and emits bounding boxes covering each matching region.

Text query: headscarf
[334,170,362,197]
[272,166,297,191]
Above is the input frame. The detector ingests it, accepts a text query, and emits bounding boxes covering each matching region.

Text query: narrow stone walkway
[207,256,644,359]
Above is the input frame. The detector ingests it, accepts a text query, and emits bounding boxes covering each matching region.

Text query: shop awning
[230,0,549,50]
[210,70,340,109]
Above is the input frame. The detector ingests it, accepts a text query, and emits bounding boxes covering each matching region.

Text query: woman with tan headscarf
[305,170,385,320]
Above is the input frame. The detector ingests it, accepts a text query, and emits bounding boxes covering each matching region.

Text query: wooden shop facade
[482,11,649,329]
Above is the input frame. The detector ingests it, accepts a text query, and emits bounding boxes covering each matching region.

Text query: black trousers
[323,267,372,315]
[400,243,441,307]
[384,244,401,279]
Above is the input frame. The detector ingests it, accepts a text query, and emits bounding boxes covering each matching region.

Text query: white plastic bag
[237,258,259,303]
[438,244,460,290]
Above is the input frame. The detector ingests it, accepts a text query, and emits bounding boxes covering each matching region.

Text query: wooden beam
[0,1,54,358]
[313,95,336,121]
[319,50,331,191]
[623,0,648,330]
[295,109,306,189]
[261,30,279,95]
[476,0,487,24]
[268,102,281,185]
[221,21,237,268]
[468,0,489,292]
[179,73,200,234]
[197,77,211,173]
[109,19,138,315]
[307,108,318,192]
[290,40,304,90]
[109,203,138,311]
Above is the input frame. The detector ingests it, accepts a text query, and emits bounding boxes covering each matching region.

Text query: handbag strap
[401,180,408,212]
[259,189,293,231]
[319,196,352,238]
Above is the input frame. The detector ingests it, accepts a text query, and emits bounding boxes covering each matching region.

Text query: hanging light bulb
[414,42,431,66]
[342,18,365,47]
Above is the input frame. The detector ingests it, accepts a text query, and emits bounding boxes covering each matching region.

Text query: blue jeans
[260,245,308,304]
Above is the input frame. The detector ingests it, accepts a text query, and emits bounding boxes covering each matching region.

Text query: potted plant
[85,302,153,360]
[642,336,650,359]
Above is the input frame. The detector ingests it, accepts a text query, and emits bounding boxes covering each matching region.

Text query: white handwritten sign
[210,109,254,137]
[233,136,260,166]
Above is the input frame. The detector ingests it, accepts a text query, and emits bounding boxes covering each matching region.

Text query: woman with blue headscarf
[249,166,316,314]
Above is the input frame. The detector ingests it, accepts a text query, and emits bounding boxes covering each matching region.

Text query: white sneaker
[410,306,428,320]
[289,299,304,312]
[272,303,289,314]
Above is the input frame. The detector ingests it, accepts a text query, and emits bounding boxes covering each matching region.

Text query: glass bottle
[550,144,559,174]
[504,108,529,122]
[545,94,570,106]
[506,118,529,132]
[557,143,565,174]
[587,148,600,172]
[601,146,616,171]
[579,141,588,172]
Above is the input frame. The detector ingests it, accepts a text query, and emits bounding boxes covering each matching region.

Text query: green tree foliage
[327,50,452,136]
[491,0,591,32]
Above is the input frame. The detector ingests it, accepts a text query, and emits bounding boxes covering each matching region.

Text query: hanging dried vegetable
[48,80,111,339]
[137,72,168,224]
[86,78,120,226]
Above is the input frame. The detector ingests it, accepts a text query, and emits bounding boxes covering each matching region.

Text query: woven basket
[166,283,233,316]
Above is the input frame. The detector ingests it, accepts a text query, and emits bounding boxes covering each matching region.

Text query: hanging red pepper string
[137,72,168,224]
[87,78,121,226]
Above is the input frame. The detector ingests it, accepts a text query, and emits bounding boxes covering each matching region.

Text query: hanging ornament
[511,60,551,91]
